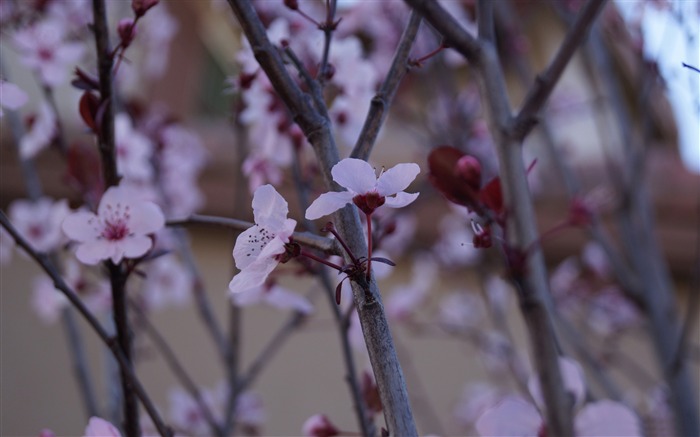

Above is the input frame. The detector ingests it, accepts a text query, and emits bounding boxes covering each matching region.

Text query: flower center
[100,202,131,241]
[245,226,275,258]
[352,192,385,215]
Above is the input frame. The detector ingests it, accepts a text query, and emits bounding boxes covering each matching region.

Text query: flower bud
[132,0,159,17]
[117,18,136,47]
[284,0,299,10]
[456,155,481,191]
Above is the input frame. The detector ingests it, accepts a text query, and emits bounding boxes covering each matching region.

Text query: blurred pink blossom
[229,185,296,295]
[453,382,504,428]
[386,255,437,322]
[84,417,121,437]
[302,414,339,437]
[20,101,57,159]
[0,80,28,117]
[437,290,485,330]
[62,185,165,265]
[9,197,69,253]
[142,256,191,310]
[13,18,84,86]
[232,283,313,314]
[115,113,154,182]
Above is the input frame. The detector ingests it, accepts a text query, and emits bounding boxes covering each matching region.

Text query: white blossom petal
[233,225,277,270]
[376,162,420,196]
[84,417,122,437]
[265,286,314,314]
[127,202,165,235]
[229,255,280,295]
[305,191,355,220]
[475,396,541,437]
[252,184,289,230]
[62,211,100,242]
[575,400,641,437]
[121,235,153,259]
[384,191,419,209]
[331,158,376,194]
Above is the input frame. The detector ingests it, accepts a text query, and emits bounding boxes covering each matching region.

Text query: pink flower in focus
[302,414,339,437]
[84,417,122,437]
[305,158,420,220]
[20,101,57,159]
[13,19,85,86]
[229,185,296,295]
[0,80,28,117]
[9,197,69,253]
[62,185,165,265]
[232,283,313,314]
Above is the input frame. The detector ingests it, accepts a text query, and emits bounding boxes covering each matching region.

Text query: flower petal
[252,184,289,230]
[475,396,541,437]
[128,201,165,235]
[376,163,420,196]
[233,225,276,270]
[575,400,641,436]
[305,191,354,220]
[84,417,122,437]
[121,235,153,259]
[75,240,114,265]
[384,191,419,209]
[265,286,314,314]
[228,256,279,295]
[331,158,376,194]
[62,211,100,243]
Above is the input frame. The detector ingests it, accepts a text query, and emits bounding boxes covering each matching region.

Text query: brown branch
[477,0,495,43]
[225,2,417,434]
[0,211,173,437]
[350,11,422,161]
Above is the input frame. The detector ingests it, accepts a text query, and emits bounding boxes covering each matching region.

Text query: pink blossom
[142,256,191,310]
[243,154,284,193]
[31,274,69,324]
[234,391,266,429]
[453,383,504,428]
[13,19,85,86]
[0,80,28,117]
[484,275,512,314]
[38,429,56,437]
[168,386,220,435]
[232,283,313,314]
[9,197,69,253]
[302,414,339,437]
[84,417,121,437]
[229,185,296,295]
[587,286,640,335]
[386,255,437,322]
[62,185,165,265]
[476,395,542,437]
[432,211,481,267]
[115,113,154,182]
[305,158,420,220]
[20,101,57,159]
[581,242,610,278]
[46,0,92,33]
[137,2,178,78]
[575,400,641,436]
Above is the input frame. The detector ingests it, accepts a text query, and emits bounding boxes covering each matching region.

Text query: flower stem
[366,213,373,282]
[301,249,344,272]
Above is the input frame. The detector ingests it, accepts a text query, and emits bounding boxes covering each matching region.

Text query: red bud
[132,0,159,17]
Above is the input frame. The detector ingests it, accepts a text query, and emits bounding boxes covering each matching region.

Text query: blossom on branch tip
[62,185,165,265]
[9,197,69,253]
[229,185,297,295]
[305,158,420,220]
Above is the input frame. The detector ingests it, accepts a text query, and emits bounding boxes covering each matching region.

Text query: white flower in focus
[9,197,69,253]
[62,185,165,265]
[84,417,122,437]
[13,18,85,86]
[19,101,57,159]
[305,158,420,220]
[0,81,28,117]
[232,283,313,314]
[229,185,296,295]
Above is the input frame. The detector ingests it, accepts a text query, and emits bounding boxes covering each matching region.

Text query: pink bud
[117,18,136,47]
[132,0,159,17]
[302,414,339,437]
[455,155,482,191]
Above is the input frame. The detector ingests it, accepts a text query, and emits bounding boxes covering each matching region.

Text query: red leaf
[78,92,100,133]
[428,145,481,210]
[479,177,504,217]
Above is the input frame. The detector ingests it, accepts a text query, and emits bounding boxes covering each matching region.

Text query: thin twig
[129,300,224,437]
[317,0,338,86]
[167,215,339,255]
[350,11,422,161]
[477,0,495,43]
[0,211,173,437]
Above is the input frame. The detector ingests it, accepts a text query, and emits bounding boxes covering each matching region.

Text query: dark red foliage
[132,0,159,17]
[428,146,482,210]
[65,142,104,206]
[78,92,101,133]
[479,176,504,217]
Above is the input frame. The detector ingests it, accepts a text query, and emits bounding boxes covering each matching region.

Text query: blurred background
[1,0,698,436]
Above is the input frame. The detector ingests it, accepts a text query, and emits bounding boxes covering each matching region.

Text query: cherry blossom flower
[137,2,178,78]
[31,274,69,324]
[115,113,154,182]
[62,185,165,265]
[432,210,481,267]
[9,197,69,253]
[232,283,313,314]
[20,101,57,159]
[234,391,266,431]
[13,18,85,86]
[229,185,296,295]
[168,386,220,435]
[0,80,28,118]
[84,417,121,437]
[305,158,420,220]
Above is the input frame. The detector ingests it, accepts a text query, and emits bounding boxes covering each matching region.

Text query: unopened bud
[284,0,299,10]
[455,155,481,191]
[132,0,159,17]
[117,18,136,47]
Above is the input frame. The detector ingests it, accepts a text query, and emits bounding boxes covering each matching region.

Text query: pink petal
[376,162,420,196]
[252,184,289,230]
[265,286,314,314]
[528,356,586,410]
[233,225,269,270]
[331,158,376,194]
[228,256,280,295]
[305,191,354,220]
[121,235,154,259]
[84,417,122,437]
[231,287,264,306]
[62,211,100,242]
[575,400,641,436]
[384,191,419,208]
[75,240,115,265]
[475,396,542,437]
[127,201,165,235]
[0,81,28,111]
